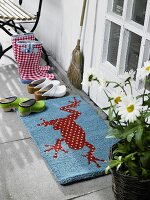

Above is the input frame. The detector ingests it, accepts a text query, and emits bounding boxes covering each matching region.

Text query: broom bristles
[67,41,83,89]
[67,62,82,89]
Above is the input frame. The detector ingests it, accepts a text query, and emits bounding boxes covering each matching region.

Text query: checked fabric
[12,33,51,73]
[15,40,55,81]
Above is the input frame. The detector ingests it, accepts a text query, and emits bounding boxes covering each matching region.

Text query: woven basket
[110,143,150,200]
[111,168,150,200]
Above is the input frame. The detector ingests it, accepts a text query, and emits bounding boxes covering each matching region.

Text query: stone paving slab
[0,28,114,200]
[0,139,114,200]
[0,64,34,143]
[71,187,115,200]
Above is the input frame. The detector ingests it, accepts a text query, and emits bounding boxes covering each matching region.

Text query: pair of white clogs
[27,78,67,100]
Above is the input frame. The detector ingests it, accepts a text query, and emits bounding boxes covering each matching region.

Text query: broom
[67,0,87,89]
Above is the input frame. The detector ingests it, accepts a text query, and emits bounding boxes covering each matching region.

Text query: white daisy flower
[81,68,96,86]
[97,73,107,91]
[119,70,135,86]
[117,96,142,123]
[111,90,123,105]
[136,61,150,81]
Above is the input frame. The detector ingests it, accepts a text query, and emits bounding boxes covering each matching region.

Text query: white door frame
[82,0,150,109]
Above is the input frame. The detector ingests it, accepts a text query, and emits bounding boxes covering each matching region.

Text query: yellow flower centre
[145,66,150,71]
[126,104,134,113]
[114,96,121,104]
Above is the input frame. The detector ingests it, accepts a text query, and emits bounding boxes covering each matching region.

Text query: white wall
[14,0,100,75]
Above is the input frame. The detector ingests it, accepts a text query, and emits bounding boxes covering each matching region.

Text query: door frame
[82,0,150,109]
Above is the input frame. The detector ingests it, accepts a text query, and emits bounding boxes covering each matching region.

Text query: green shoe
[0,96,28,112]
[18,99,45,116]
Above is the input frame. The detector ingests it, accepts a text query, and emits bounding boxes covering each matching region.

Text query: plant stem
[128,80,133,95]
[142,78,147,105]
[107,81,127,95]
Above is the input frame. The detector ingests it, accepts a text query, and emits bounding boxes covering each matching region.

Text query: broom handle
[78,0,87,42]
[80,0,87,26]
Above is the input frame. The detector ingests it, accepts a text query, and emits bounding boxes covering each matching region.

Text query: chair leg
[19,0,23,5]
[0,43,3,54]
[42,47,49,65]
[34,37,49,65]
[0,45,12,59]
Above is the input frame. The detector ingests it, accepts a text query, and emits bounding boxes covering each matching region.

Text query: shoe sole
[27,85,40,94]
[19,107,45,117]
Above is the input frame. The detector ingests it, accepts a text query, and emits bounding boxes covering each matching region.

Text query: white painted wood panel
[82,0,99,94]
[13,0,109,107]
[88,0,109,107]
[14,0,86,71]
[13,0,149,111]
[90,0,150,110]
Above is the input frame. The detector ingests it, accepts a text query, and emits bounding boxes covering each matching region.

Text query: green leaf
[124,152,137,161]
[105,166,110,174]
[109,121,118,129]
[106,129,123,139]
[140,152,150,168]
[113,142,132,155]
[127,133,134,142]
[125,77,131,82]
[122,126,138,141]
[108,97,113,101]
[106,82,110,87]
[143,98,150,107]
[102,106,110,111]
[108,107,113,121]
[135,125,144,150]
[141,168,149,178]
[144,112,150,118]
[129,168,138,177]
[113,148,127,155]
[108,159,121,169]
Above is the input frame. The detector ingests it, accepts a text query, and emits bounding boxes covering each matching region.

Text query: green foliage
[90,73,150,179]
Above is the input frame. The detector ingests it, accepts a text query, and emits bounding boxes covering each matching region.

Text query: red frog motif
[37,97,106,168]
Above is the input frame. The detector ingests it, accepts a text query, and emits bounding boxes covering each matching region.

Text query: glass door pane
[113,0,124,16]
[132,0,147,25]
[126,32,142,72]
[107,22,121,66]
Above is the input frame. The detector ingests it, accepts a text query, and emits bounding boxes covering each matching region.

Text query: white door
[82,0,150,109]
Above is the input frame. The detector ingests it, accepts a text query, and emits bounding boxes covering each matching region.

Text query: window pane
[142,40,150,65]
[142,40,150,90]
[146,45,150,91]
[113,0,124,16]
[107,23,121,66]
[132,0,147,25]
[126,32,141,72]
[146,74,150,90]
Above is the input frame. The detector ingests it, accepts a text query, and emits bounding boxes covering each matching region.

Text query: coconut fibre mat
[19,96,115,185]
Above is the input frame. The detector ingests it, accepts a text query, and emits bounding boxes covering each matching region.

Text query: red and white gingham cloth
[12,33,51,72]
[16,40,55,81]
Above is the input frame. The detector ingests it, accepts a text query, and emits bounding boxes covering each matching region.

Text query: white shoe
[27,78,60,94]
[35,84,67,100]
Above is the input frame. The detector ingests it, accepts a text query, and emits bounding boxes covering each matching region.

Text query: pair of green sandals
[0,96,45,116]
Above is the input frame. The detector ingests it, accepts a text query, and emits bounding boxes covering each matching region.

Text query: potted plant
[83,62,150,200]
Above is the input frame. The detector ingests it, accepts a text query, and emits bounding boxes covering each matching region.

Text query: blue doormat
[19,96,115,185]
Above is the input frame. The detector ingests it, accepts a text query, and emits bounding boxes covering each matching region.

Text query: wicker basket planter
[110,143,150,200]
[111,168,150,200]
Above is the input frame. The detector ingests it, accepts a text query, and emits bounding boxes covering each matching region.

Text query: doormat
[19,96,115,185]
